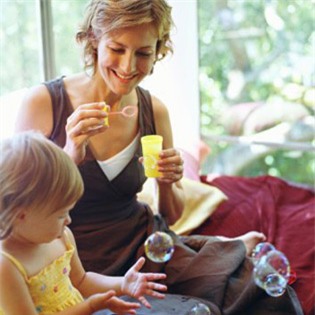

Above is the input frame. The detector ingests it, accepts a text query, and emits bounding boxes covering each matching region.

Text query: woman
[15,1,302,314]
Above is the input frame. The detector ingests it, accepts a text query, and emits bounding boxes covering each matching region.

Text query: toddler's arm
[0,249,139,315]
[67,228,167,309]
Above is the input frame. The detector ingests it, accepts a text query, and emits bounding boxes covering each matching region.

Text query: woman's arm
[151,95,185,225]
[14,84,108,164]
[14,85,54,137]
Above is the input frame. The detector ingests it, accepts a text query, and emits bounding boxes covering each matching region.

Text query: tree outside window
[198,0,315,186]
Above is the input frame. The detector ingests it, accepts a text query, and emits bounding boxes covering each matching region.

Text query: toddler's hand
[87,290,141,314]
[122,257,167,308]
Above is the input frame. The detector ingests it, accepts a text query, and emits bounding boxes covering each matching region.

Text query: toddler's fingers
[102,290,116,300]
[145,272,167,281]
[149,282,167,292]
[138,296,152,309]
[149,290,166,299]
[130,256,146,272]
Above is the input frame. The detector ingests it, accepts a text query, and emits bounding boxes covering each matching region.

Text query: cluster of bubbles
[144,231,175,263]
[251,242,291,297]
[186,303,211,315]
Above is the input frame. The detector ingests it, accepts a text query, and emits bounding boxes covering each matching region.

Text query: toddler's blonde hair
[0,131,84,239]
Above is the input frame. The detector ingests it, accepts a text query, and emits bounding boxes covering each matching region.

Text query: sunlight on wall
[141,0,200,155]
[0,88,27,140]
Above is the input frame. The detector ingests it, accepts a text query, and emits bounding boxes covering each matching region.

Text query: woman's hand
[64,102,108,164]
[87,290,141,314]
[121,257,167,309]
[157,148,184,184]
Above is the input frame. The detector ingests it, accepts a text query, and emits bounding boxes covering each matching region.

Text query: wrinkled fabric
[195,175,315,315]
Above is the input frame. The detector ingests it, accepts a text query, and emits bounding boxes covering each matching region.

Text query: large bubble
[144,231,174,263]
[253,250,290,297]
[251,242,276,265]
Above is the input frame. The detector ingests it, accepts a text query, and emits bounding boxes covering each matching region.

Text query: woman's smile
[112,69,138,83]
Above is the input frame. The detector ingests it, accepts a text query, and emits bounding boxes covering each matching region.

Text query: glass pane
[51,0,87,76]
[198,0,315,185]
[204,141,315,186]
[0,0,42,95]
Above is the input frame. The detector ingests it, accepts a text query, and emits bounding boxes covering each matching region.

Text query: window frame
[39,0,56,81]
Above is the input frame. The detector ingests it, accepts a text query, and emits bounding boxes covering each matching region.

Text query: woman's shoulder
[24,83,51,104]
[63,72,86,85]
[151,94,169,120]
[63,72,92,93]
[15,84,54,135]
[137,86,169,116]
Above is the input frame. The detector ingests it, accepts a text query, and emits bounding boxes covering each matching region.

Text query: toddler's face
[13,203,75,244]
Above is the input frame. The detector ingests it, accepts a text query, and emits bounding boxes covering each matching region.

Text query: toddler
[0,131,167,315]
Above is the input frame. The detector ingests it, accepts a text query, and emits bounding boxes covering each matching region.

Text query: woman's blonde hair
[76,0,174,74]
[0,131,84,239]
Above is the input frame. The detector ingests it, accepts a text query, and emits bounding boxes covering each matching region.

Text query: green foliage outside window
[198,0,315,186]
[52,0,87,76]
[0,0,41,94]
[0,0,86,95]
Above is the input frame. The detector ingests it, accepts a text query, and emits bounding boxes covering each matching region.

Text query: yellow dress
[0,237,84,314]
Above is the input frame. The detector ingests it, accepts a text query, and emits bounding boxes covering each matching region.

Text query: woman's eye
[137,52,152,58]
[109,47,152,58]
[110,48,124,54]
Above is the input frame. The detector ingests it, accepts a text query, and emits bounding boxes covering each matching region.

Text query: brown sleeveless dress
[44,77,303,315]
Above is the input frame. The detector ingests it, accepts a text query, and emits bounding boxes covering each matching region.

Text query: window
[51,0,86,76]
[198,0,315,185]
[0,0,85,138]
[0,0,85,94]
[1,0,314,185]
[0,0,42,94]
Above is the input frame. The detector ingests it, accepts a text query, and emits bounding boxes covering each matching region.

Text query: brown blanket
[131,216,304,315]
[194,175,315,315]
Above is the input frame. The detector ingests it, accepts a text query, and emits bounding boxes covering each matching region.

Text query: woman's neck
[66,71,137,111]
[91,71,137,110]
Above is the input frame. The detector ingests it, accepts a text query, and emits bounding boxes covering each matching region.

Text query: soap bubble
[144,231,174,263]
[251,242,275,265]
[253,250,290,297]
[186,303,211,315]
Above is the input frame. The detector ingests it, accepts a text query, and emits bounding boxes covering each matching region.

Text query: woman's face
[96,23,158,95]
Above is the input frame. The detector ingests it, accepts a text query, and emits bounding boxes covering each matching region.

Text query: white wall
[141,0,200,154]
[0,88,27,140]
